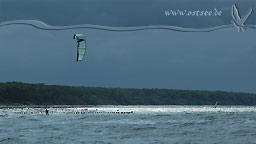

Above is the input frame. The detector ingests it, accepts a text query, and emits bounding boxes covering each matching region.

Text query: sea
[0,105,256,144]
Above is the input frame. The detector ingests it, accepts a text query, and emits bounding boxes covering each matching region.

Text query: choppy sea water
[1,105,256,144]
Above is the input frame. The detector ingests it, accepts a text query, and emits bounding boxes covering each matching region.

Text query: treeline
[0,82,256,105]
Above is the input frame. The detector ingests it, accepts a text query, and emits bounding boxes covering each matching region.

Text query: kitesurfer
[45,108,49,115]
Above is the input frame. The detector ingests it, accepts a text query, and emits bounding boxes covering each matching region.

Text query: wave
[0,137,16,143]
[0,20,237,32]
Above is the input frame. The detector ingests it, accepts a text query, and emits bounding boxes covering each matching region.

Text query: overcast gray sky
[0,25,256,93]
[0,0,256,93]
[1,0,256,27]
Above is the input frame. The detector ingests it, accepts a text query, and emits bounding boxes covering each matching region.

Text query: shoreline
[1,104,256,109]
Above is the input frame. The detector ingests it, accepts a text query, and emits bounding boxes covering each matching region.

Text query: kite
[73,34,87,62]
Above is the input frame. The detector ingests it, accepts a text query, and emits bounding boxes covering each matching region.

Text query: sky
[1,0,256,27]
[0,0,256,93]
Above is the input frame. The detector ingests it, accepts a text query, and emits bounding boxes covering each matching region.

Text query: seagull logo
[232,4,253,32]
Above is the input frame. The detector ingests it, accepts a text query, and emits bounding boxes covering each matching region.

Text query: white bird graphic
[232,4,253,32]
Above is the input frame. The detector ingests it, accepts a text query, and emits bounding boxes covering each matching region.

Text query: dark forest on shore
[1,82,256,105]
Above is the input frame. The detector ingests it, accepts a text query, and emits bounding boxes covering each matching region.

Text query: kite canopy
[73,34,87,62]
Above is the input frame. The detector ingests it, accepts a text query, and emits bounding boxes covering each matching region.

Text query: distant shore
[1,105,256,109]
[0,105,97,109]
[1,82,256,105]
[0,105,130,109]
